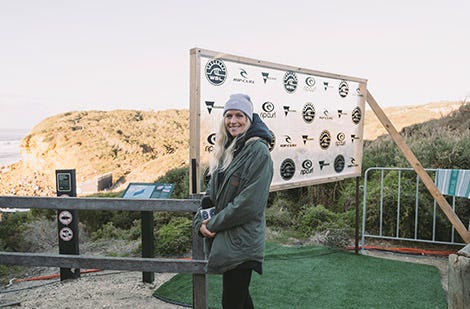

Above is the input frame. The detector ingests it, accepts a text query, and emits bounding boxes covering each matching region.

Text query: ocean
[0,128,29,167]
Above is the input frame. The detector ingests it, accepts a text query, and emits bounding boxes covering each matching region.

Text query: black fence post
[55,169,80,280]
[141,210,155,283]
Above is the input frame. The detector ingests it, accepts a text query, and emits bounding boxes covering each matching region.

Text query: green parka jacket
[193,114,273,274]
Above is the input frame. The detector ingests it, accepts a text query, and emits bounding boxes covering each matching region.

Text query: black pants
[222,268,254,309]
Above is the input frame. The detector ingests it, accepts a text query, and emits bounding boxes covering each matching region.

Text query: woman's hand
[200,219,216,238]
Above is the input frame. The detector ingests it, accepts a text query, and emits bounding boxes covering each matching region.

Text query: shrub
[266,198,295,228]
[0,212,32,251]
[154,217,192,256]
[298,205,336,236]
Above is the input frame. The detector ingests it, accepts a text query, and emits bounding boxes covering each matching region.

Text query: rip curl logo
[300,159,313,175]
[233,68,255,84]
[352,107,362,124]
[205,59,226,85]
[205,101,224,114]
[280,135,297,148]
[283,71,298,93]
[302,135,314,145]
[304,76,316,92]
[260,101,276,119]
[334,155,345,173]
[204,133,216,153]
[356,86,364,97]
[319,109,333,120]
[336,132,346,146]
[207,133,216,145]
[302,103,315,123]
[280,158,296,180]
[347,157,359,168]
[338,80,349,98]
[319,130,331,150]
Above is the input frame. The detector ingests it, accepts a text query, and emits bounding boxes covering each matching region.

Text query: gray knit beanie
[223,94,253,121]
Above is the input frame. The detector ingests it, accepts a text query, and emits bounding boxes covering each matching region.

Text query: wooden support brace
[366,90,470,243]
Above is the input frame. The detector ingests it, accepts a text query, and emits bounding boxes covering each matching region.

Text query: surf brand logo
[204,133,216,152]
[323,81,333,91]
[233,68,255,84]
[283,106,297,116]
[261,72,276,84]
[283,71,298,93]
[302,103,315,123]
[356,87,364,97]
[205,59,226,85]
[336,132,346,146]
[205,101,224,114]
[260,101,276,119]
[334,155,345,173]
[280,158,296,180]
[319,130,331,150]
[280,135,297,148]
[338,80,349,97]
[337,110,347,118]
[300,159,314,175]
[351,134,360,143]
[347,157,359,168]
[302,135,314,145]
[268,130,276,152]
[352,107,362,124]
[304,76,316,92]
[319,160,330,170]
[319,109,333,120]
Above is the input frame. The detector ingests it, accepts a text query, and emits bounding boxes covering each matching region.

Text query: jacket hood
[245,113,272,144]
[234,113,272,155]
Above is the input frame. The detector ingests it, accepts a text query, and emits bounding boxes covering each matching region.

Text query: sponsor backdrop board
[190,48,367,193]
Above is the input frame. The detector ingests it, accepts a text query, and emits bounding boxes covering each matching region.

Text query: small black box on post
[55,169,80,281]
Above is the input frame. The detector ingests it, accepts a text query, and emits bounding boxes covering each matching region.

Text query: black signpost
[55,169,80,280]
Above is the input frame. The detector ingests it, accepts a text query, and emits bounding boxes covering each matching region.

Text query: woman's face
[224,109,248,137]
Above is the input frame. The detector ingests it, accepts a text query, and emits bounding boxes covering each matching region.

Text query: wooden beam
[366,90,470,243]
[0,252,207,274]
[0,196,200,212]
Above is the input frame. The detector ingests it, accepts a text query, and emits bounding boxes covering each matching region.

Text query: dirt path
[0,270,186,308]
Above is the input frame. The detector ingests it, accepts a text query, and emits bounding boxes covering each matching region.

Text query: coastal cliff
[0,109,189,196]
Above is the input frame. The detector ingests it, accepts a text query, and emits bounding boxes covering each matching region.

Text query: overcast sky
[1,0,469,130]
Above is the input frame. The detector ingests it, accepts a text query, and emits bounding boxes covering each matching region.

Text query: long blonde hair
[209,116,252,175]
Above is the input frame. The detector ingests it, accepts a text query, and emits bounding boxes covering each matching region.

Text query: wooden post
[366,91,470,243]
[448,244,470,308]
[191,194,208,309]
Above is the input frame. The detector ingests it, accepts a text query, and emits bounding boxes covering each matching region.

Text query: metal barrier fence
[361,167,468,248]
[0,196,209,309]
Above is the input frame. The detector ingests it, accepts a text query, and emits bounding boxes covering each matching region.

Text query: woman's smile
[224,110,248,137]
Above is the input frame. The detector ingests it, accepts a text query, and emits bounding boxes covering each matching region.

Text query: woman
[193,93,273,309]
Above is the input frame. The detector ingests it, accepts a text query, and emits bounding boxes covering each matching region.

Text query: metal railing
[0,196,208,309]
[361,167,468,248]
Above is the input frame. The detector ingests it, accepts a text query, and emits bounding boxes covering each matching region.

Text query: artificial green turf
[154,243,447,309]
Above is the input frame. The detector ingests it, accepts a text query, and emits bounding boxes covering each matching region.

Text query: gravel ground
[0,270,187,308]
